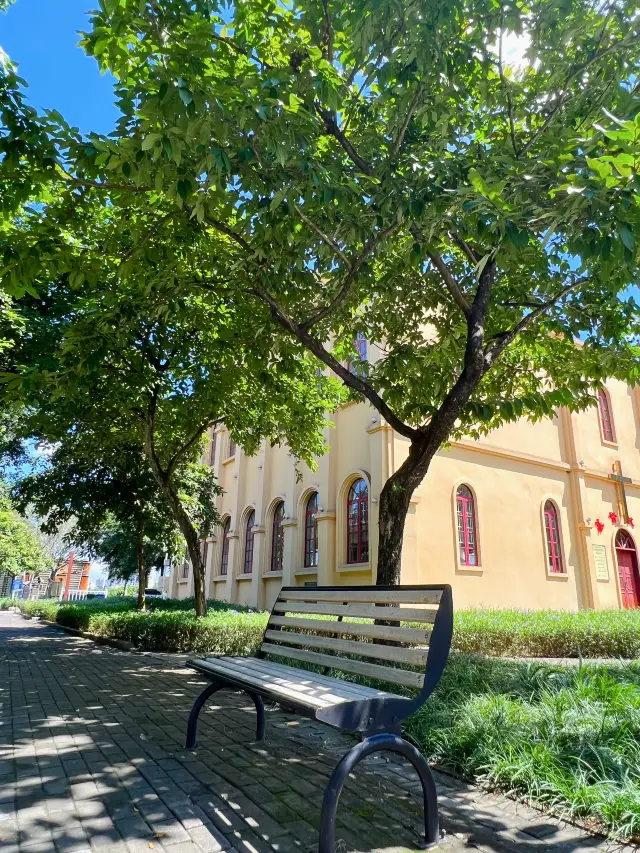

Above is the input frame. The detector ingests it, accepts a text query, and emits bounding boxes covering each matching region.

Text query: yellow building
[169,357,640,613]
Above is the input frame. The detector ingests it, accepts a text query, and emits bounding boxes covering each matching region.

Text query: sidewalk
[0,611,635,853]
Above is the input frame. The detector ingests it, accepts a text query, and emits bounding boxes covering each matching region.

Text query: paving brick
[1,611,616,853]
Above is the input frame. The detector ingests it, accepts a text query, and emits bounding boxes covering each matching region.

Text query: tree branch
[301,219,402,330]
[320,0,334,64]
[520,34,639,157]
[449,231,481,264]
[315,104,373,174]
[498,23,519,157]
[203,214,253,253]
[293,203,348,263]
[425,248,472,317]
[389,88,422,161]
[484,276,590,366]
[166,419,221,477]
[251,284,418,440]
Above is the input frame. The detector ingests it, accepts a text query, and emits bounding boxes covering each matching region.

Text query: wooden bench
[186,584,453,852]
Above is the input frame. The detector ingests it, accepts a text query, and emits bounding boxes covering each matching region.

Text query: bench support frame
[186,680,265,749]
[319,732,439,853]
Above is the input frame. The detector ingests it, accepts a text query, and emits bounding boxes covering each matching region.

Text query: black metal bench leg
[186,681,266,749]
[318,732,439,853]
[186,682,222,749]
[249,691,266,742]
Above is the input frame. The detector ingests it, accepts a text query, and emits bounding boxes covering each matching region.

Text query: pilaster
[559,407,599,609]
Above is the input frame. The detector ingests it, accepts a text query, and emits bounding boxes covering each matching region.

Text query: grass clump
[406,654,640,840]
[453,608,640,658]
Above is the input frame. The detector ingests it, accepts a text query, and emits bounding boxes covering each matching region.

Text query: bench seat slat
[268,615,430,645]
[279,588,443,605]
[263,630,429,667]
[260,643,424,689]
[189,656,396,710]
[235,656,390,699]
[273,601,437,623]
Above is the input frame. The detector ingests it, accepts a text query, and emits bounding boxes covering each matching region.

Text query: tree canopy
[1,0,639,583]
[0,479,51,579]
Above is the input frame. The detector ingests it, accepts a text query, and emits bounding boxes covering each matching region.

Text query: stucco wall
[169,379,640,613]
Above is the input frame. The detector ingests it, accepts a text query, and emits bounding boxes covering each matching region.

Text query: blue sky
[1,0,118,134]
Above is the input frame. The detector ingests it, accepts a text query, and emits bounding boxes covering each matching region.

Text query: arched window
[228,435,237,457]
[598,389,615,442]
[200,540,209,573]
[219,518,231,576]
[456,485,478,566]
[243,510,255,574]
[271,501,285,573]
[617,530,635,551]
[543,501,564,573]
[347,479,369,563]
[304,493,319,568]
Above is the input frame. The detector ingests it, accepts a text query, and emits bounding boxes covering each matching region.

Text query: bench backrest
[261,584,453,696]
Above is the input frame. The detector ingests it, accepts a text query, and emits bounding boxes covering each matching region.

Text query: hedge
[10,596,268,655]
[7,598,640,658]
[453,608,640,658]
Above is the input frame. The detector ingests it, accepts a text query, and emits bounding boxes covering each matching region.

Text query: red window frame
[243,510,255,573]
[544,501,564,573]
[598,389,615,442]
[219,518,231,576]
[304,493,319,568]
[271,502,285,573]
[347,479,369,564]
[456,485,478,566]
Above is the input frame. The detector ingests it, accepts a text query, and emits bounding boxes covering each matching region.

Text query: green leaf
[141,133,161,151]
[618,224,635,252]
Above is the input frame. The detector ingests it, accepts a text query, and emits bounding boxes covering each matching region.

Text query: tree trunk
[143,397,208,617]
[145,456,207,616]
[123,579,128,596]
[376,440,437,585]
[135,527,147,612]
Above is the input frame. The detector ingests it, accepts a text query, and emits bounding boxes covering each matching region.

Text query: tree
[3,195,343,614]
[2,0,639,585]
[89,515,165,598]
[13,427,184,611]
[0,479,50,579]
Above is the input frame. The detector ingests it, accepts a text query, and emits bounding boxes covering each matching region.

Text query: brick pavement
[0,611,634,853]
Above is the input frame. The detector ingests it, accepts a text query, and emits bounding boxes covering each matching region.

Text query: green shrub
[0,597,13,610]
[87,609,268,654]
[453,608,640,658]
[15,599,60,620]
[406,654,640,840]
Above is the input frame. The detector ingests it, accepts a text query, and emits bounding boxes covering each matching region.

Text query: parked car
[144,588,162,597]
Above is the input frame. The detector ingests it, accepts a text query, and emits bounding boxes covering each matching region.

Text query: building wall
[170,379,640,613]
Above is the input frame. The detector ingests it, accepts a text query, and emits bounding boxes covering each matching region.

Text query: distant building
[0,572,12,597]
[23,555,90,599]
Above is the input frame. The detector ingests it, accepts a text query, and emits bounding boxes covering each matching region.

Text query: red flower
[608,511,618,525]
[595,518,605,534]
[629,517,635,529]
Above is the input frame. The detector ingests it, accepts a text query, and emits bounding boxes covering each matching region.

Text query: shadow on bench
[186,584,453,852]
